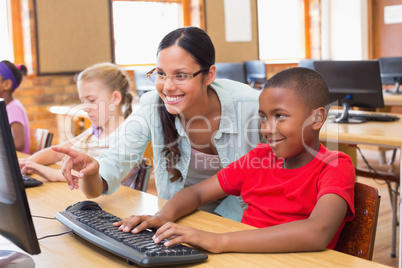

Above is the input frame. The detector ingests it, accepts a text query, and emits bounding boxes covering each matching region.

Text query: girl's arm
[114,174,228,233]
[25,129,91,165]
[10,122,25,152]
[153,193,347,253]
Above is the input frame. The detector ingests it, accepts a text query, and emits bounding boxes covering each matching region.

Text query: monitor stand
[385,80,401,95]
[0,250,35,268]
[329,99,366,124]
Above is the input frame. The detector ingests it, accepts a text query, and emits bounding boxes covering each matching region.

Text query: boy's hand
[113,214,169,233]
[153,222,223,253]
[51,146,99,190]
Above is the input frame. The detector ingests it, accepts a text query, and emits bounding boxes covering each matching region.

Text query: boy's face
[259,87,320,166]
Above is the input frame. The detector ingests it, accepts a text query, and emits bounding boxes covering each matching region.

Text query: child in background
[114,67,356,253]
[19,62,133,182]
[0,60,30,154]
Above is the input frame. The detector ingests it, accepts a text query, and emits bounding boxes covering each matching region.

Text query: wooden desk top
[383,92,402,107]
[0,179,390,267]
[320,113,402,148]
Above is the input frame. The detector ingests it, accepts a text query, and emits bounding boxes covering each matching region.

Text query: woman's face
[78,79,119,128]
[155,45,210,116]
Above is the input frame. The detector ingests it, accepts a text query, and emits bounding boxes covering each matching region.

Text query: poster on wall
[223,0,252,42]
[384,5,402,24]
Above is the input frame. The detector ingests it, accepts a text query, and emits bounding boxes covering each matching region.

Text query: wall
[205,0,259,62]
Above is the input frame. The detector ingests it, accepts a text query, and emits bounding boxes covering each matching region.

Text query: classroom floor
[146,147,400,267]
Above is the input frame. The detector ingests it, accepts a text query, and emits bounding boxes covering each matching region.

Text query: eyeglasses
[146,68,207,85]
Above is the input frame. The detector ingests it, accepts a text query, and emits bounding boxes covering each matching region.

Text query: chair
[215,63,247,84]
[121,158,152,192]
[29,128,54,155]
[298,59,316,70]
[133,66,156,97]
[355,147,399,258]
[334,182,381,260]
[244,60,266,89]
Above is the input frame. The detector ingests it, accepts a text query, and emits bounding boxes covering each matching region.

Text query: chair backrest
[121,158,152,192]
[215,63,247,83]
[334,181,380,260]
[244,60,266,87]
[29,128,54,155]
[298,59,316,70]
[133,66,155,97]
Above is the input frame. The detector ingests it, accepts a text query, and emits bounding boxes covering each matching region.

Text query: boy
[114,67,355,253]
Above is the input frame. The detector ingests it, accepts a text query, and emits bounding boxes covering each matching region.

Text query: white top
[70,127,121,160]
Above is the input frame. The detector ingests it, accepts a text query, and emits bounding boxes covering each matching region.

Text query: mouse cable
[32,215,56,220]
[37,230,73,240]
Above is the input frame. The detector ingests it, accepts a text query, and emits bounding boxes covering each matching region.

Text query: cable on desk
[32,215,56,220]
[38,230,73,240]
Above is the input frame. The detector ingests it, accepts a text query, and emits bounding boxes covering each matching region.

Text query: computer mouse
[64,200,102,211]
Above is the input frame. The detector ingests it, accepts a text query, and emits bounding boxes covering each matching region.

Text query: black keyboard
[55,208,208,267]
[329,111,400,122]
[22,174,43,187]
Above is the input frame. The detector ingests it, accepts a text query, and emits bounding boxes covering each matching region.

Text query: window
[257,0,305,61]
[112,1,183,65]
[0,0,13,61]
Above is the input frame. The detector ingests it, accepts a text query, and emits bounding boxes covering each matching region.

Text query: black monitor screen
[379,57,402,94]
[314,60,384,123]
[0,98,40,260]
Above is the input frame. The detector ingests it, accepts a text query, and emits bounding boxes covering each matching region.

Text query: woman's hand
[51,146,99,190]
[153,222,223,253]
[113,214,169,234]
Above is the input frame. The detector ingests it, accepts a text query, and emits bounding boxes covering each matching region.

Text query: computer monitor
[313,60,384,124]
[379,57,402,94]
[0,98,41,265]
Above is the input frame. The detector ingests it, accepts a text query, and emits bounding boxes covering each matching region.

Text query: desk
[320,114,402,268]
[0,159,390,267]
[383,92,402,107]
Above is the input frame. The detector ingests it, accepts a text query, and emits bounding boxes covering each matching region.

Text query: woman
[19,62,133,182]
[54,27,262,221]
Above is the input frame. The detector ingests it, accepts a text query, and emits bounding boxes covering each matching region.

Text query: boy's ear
[311,107,326,130]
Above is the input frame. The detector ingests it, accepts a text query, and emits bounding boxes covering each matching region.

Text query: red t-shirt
[217,143,355,249]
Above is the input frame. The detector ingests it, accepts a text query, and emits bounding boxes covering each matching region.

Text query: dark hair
[1,60,23,88]
[157,27,215,182]
[17,64,28,77]
[264,67,330,111]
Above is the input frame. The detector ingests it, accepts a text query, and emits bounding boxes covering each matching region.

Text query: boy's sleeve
[217,151,252,196]
[317,152,356,221]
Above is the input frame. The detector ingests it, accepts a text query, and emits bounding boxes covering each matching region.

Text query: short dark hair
[264,67,329,111]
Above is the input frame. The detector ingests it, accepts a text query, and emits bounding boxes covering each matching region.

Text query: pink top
[6,99,30,154]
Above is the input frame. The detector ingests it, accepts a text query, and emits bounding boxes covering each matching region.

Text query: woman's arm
[153,193,347,253]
